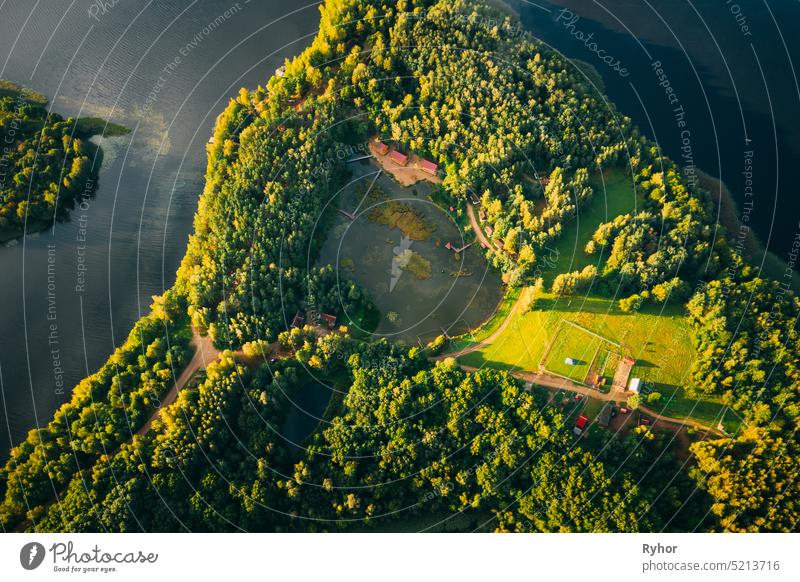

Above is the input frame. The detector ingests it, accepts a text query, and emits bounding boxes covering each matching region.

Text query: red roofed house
[389,149,409,166]
[319,313,337,328]
[420,159,438,175]
[574,414,589,436]
[374,140,389,156]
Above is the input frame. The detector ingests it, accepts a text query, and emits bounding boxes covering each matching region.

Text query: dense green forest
[0,80,127,240]
[27,338,707,532]
[1,0,797,532]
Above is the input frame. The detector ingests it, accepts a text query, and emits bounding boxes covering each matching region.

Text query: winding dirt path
[466,202,493,249]
[135,330,220,436]
[440,292,525,358]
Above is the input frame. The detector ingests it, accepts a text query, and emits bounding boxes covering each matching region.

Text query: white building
[629,378,641,393]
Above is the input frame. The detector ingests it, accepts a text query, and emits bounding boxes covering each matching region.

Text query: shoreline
[698,169,800,292]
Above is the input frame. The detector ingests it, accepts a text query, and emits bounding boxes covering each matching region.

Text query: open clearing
[458,293,731,430]
[541,167,642,286]
[451,165,734,431]
[369,138,443,187]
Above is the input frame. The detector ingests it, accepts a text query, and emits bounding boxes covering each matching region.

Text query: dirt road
[442,293,525,358]
[453,363,724,437]
[135,330,220,436]
[466,203,493,249]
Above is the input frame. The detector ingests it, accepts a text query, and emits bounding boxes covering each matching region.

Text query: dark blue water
[280,379,332,460]
[516,0,800,273]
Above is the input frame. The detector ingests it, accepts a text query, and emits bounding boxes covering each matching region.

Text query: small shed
[574,415,588,435]
[597,403,613,428]
[628,377,641,393]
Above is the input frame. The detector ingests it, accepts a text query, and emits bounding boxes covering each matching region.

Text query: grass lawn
[542,320,619,383]
[460,292,731,427]
[447,286,519,352]
[645,386,740,434]
[541,167,642,286]
[579,396,604,422]
[460,293,693,386]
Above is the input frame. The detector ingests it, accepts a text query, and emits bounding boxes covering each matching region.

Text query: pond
[317,161,504,346]
[279,379,333,460]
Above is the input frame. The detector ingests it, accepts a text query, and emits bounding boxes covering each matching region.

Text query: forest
[0,0,797,533]
[0,80,128,241]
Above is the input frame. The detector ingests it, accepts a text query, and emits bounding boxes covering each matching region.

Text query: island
[0,79,129,242]
[0,0,796,534]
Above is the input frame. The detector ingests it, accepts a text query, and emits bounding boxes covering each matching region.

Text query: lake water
[2,0,798,458]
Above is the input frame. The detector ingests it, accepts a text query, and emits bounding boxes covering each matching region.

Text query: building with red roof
[374,140,389,155]
[573,414,589,436]
[420,159,438,175]
[319,313,337,328]
[389,149,409,166]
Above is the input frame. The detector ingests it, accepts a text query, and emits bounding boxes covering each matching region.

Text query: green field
[447,286,519,352]
[542,168,642,286]
[541,320,619,383]
[456,166,734,430]
[460,293,694,386]
[459,292,732,428]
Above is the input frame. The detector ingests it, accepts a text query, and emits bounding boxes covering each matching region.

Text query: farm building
[420,159,438,175]
[389,149,409,166]
[374,140,390,155]
[319,313,337,328]
[573,415,589,435]
[597,403,613,427]
[628,378,641,393]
